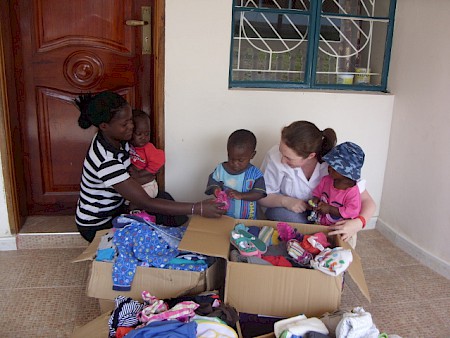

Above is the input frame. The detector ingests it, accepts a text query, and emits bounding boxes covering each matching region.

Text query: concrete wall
[164,0,393,227]
[0,0,395,248]
[377,0,450,276]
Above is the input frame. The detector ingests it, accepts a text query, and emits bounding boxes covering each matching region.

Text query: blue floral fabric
[112,216,187,291]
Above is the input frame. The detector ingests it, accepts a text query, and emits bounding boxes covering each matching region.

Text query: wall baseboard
[0,235,17,251]
[376,218,450,280]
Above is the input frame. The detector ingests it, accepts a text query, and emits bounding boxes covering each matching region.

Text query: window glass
[230,0,396,91]
[233,0,310,11]
[231,10,310,83]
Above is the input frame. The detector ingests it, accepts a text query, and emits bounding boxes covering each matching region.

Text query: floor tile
[0,227,449,337]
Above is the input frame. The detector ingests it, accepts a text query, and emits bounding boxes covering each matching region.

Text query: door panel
[13,0,153,214]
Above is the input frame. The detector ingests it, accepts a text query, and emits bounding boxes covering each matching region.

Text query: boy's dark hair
[227,129,257,151]
[74,91,128,129]
[132,109,150,122]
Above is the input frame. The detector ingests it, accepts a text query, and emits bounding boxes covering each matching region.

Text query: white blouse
[261,145,365,201]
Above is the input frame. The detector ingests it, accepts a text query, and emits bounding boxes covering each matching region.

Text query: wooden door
[11,0,160,215]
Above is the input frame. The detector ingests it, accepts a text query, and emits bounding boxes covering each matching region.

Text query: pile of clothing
[108,291,239,338]
[229,222,353,277]
[95,214,216,291]
[274,307,401,338]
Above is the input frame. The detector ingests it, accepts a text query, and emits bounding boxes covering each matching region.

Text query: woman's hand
[281,196,307,213]
[197,198,227,218]
[329,189,375,242]
[328,217,364,242]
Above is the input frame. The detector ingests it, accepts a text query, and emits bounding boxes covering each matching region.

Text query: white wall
[164,0,394,227]
[0,0,394,246]
[378,0,450,268]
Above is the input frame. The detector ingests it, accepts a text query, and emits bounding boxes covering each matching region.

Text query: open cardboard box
[72,216,369,337]
[179,215,370,319]
[72,228,226,308]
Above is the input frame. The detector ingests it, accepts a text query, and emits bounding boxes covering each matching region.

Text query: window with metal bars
[229,0,396,91]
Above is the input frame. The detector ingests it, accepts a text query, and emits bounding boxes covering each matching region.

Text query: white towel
[336,307,380,338]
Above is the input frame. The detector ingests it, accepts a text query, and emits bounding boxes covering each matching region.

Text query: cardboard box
[73,229,226,302]
[179,216,370,319]
[71,312,110,338]
[72,216,369,337]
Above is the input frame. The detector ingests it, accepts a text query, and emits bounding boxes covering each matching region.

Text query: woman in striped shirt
[74,91,225,242]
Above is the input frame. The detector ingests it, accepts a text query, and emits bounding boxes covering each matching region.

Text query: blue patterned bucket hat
[322,142,365,181]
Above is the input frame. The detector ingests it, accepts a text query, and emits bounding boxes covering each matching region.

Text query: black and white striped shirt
[76,132,131,228]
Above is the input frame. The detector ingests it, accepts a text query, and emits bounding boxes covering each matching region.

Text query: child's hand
[128,165,139,179]
[213,188,222,197]
[317,202,341,219]
[227,189,242,200]
[316,201,331,214]
[306,198,320,210]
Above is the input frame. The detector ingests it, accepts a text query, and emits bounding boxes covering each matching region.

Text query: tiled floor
[1,217,449,337]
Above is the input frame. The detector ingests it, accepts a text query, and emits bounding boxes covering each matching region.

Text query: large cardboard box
[179,216,370,319]
[72,216,369,337]
[73,229,226,303]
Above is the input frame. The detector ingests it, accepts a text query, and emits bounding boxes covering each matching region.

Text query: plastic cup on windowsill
[336,74,354,85]
[355,67,371,84]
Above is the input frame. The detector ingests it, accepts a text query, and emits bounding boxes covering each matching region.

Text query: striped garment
[76,132,131,228]
[206,163,266,219]
[108,296,144,336]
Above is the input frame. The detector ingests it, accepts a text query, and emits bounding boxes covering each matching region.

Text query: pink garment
[130,142,165,174]
[277,222,297,241]
[138,301,199,325]
[215,190,230,210]
[312,175,361,225]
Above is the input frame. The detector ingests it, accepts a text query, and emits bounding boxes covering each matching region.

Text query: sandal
[230,234,259,257]
[230,224,267,256]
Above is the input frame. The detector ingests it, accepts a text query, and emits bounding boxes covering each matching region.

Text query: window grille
[229,0,396,91]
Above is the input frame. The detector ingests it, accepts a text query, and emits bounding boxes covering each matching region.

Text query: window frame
[228,0,397,92]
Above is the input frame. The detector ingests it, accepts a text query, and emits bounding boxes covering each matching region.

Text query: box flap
[71,311,110,338]
[237,219,331,235]
[179,216,331,260]
[178,215,236,259]
[72,229,112,263]
[337,237,371,302]
[87,260,207,300]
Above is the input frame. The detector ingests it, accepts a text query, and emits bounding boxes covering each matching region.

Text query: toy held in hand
[215,190,230,211]
[307,199,320,224]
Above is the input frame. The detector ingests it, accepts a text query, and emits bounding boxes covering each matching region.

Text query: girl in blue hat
[308,142,365,226]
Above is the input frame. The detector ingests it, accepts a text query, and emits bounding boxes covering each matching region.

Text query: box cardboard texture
[179,216,370,318]
[72,229,225,302]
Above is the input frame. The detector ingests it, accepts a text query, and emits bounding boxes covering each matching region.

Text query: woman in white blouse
[259,121,375,247]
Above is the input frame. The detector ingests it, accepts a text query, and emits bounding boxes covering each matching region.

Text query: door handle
[125,6,151,54]
[126,20,148,26]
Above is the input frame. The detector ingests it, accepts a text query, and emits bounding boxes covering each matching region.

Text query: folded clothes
[258,226,274,246]
[310,247,353,276]
[274,314,329,338]
[287,239,313,265]
[335,307,379,338]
